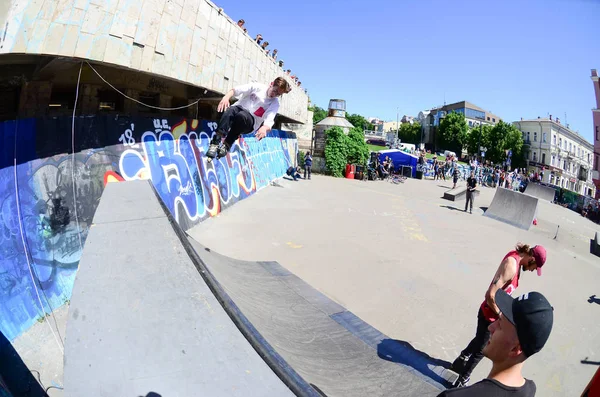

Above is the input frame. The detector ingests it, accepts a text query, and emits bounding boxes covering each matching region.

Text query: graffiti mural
[0,115,297,340]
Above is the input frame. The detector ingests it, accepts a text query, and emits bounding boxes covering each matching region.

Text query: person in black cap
[449,243,547,387]
[437,290,553,396]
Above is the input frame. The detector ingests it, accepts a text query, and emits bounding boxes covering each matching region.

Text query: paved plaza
[190,174,600,397]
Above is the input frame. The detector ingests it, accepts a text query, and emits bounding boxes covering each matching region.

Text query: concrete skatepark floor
[189,174,600,397]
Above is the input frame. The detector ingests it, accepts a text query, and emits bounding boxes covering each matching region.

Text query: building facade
[419,101,501,148]
[591,69,600,198]
[514,117,595,197]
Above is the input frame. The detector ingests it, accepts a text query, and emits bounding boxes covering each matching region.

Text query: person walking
[304,151,312,180]
[438,290,554,396]
[452,166,460,189]
[449,243,547,387]
[465,171,476,214]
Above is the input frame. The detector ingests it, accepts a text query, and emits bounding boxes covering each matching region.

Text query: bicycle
[388,171,407,184]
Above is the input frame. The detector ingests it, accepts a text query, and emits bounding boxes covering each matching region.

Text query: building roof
[315,117,354,128]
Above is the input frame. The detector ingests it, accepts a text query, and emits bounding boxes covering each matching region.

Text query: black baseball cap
[495,290,554,358]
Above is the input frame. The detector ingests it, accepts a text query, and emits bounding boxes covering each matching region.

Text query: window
[98,89,124,112]
[522,132,526,139]
[559,138,562,148]
[533,152,537,161]
[527,131,530,141]
[542,153,546,164]
[487,117,490,121]
[553,135,556,145]
[534,132,537,142]
[543,132,547,143]
[552,155,556,165]
[468,120,473,127]
[569,143,572,152]
[465,108,485,120]
[492,118,495,122]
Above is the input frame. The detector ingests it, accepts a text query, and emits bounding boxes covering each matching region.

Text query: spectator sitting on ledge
[278,60,284,67]
[237,19,245,28]
[243,28,248,34]
[255,34,263,44]
[297,81,301,87]
[272,49,278,60]
[285,69,291,75]
[261,41,269,50]
[290,75,296,80]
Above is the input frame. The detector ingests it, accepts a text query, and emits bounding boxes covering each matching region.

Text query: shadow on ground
[0,330,46,396]
[437,185,452,189]
[588,295,600,305]
[440,205,467,212]
[581,357,600,366]
[479,206,489,213]
[377,338,452,387]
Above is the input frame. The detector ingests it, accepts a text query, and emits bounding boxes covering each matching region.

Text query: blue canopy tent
[376,149,418,178]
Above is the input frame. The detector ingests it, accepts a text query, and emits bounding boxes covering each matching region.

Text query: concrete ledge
[443,187,480,201]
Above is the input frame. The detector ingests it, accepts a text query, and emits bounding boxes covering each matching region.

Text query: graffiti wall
[0,115,297,340]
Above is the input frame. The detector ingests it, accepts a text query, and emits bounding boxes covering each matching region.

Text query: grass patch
[367,144,387,152]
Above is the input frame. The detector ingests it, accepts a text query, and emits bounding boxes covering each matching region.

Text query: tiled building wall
[0,0,307,123]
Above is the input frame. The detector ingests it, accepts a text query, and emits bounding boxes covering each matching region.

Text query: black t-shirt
[467,177,476,190]
[436,379,536,397]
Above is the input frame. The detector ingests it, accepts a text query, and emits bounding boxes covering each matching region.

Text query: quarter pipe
[483,187,539,230]
[524,183,556,202]
[63,180,453,396]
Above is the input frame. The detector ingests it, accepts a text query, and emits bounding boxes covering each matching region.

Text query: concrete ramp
[63,181,297,397]
[188,238,451,397]
[484,187,538,230]
[443,186,479,201]
[524,183,556,202]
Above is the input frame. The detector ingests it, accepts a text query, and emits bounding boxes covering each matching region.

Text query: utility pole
[396,107,400,139]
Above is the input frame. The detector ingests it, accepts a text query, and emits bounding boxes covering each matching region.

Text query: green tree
[346,113,370,131]
[466,124,492,156]
[309,106,327,125]
[346,127,370,166]
[484,121,525,166]
[398,122,422,144]
[438,112,468,155]
[502,122,526,167]
[324,126,349,177]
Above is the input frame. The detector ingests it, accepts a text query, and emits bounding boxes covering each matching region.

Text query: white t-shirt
[232,83,280,131]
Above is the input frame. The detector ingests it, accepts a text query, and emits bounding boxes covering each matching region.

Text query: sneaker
[455,376,470,388]
[450,354,470,375]
[206,142,219,159]
[216,141,230,159]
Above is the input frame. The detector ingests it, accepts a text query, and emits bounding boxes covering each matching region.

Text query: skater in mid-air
[206,77,292,160]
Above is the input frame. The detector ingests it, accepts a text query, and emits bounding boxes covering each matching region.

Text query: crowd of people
[235,19,306,93]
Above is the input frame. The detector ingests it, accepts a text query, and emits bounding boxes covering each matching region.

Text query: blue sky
[217,0,600,142]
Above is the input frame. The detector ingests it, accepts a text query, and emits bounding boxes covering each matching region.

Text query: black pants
[465,190,474,211]
[304,165,312,179]
[460,308,492,379]
[217,106,255,147]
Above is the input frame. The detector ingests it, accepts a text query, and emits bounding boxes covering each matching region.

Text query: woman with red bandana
[449,243,547,388]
